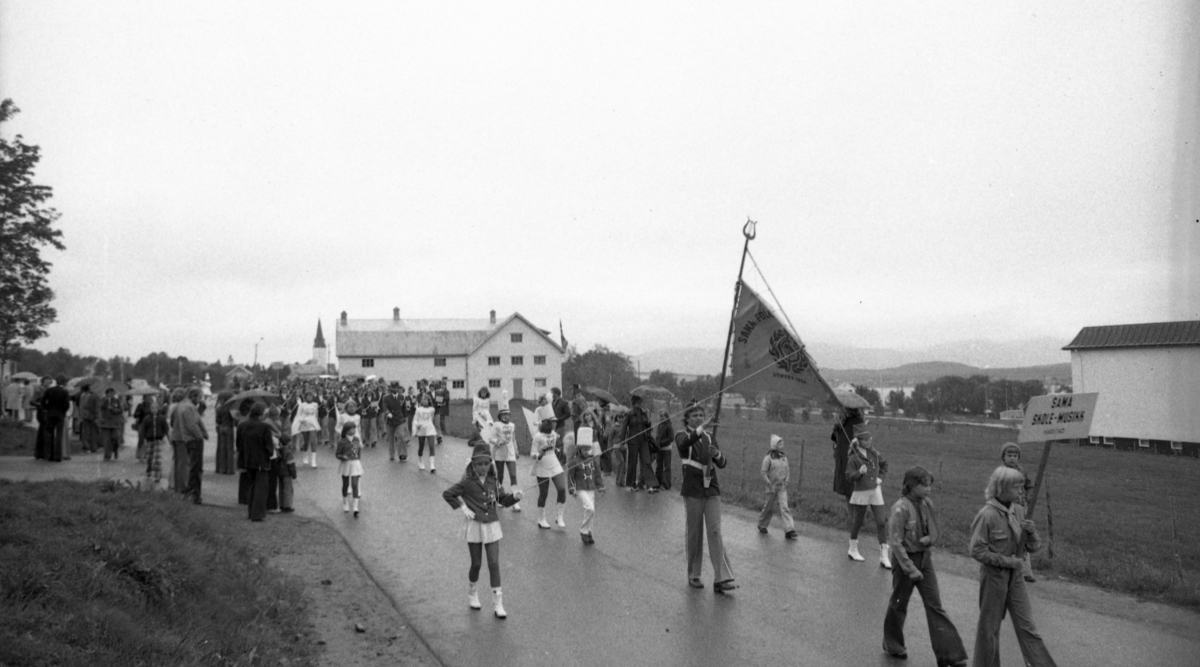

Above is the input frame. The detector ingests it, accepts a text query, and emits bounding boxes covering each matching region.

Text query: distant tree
[886,389,906,414]
[562,345,640,401]
[852,384,881,406]
[765,394,794,423]
[646,369,679,396]
[0,99,65,364]
[679,374,720,406]
[799,407,810,423]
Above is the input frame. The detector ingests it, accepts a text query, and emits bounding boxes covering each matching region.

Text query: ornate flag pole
[711,218,756,438]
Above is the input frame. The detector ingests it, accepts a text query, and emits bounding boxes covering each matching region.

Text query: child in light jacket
[757,435,796,539]
[968,466,1056,667]
[1000,442,1037,583]
[882,466,967,665]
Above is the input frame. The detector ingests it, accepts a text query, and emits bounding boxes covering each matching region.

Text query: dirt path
[220,506,441,667]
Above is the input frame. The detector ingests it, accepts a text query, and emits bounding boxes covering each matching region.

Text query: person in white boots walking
[293,391,322,469]
[567,426,606,544]
[488,393,521,512]
[844,431,891,569]
[413,394,438,473]
[531,402,567,529]
[442,443,523,619]
[335,422,364,518]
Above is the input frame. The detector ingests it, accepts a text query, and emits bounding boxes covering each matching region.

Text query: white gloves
[460,505,476,520]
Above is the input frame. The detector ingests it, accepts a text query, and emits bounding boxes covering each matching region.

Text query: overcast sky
[2,1,1196,368]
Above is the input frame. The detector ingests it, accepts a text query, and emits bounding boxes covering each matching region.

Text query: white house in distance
[1064,320,1200,457]
[335,308,565,401]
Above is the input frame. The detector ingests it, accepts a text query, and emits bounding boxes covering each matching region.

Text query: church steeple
[312,320,329,368]
[314,320,326,348]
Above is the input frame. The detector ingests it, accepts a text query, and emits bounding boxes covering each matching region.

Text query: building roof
[225,365,254,378]
[336,313,564,358]
[1063,321,1200,351]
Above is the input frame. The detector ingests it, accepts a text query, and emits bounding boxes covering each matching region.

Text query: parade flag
[559,320,569,351]
[728,284,840,406]
[521,406,540,455]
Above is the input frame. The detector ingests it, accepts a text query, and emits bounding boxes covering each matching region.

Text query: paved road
[5,431,1198,666]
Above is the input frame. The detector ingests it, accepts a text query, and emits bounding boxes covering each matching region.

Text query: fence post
[1045,473,1054,560]
[740,445,748,492]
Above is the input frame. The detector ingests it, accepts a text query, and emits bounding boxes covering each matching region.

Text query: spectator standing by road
[620,394,660,493]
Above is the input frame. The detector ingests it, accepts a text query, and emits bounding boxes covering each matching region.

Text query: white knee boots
[492,587,506,619]
[342,496,350,513]
[467,583,481,610]
[352,497,360,519]
[555,504,565,528]
[880,544,892,569]
[848,539,865,562]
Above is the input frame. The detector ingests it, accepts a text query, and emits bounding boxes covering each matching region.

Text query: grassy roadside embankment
[0,479,316,667]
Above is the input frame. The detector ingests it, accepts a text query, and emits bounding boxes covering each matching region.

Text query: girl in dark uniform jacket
[443,444,523,618]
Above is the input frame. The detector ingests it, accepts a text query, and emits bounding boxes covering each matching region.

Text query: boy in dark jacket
[567,428,606,544]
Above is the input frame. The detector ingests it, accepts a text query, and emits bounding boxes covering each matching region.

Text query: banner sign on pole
[1018,393,1099,443]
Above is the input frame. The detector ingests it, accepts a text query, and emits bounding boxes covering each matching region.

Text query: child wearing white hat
[489,391,520,511]
[567,426,606,544]
[757,435,797,539]
[531,401,567,529]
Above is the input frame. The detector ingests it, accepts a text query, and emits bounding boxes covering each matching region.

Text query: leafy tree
[646,369,679,396]
[679,374,720,405]
[562,345,640,400]
[852,384,881,407]
[886,389,907,414]
[765,394,794,423]
[0,100,64,363]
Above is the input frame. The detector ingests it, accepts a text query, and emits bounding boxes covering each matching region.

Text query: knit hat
[471,444,492,462]
[769,434,784,451]
[1000,442,1021,460]
[577,427,595,449]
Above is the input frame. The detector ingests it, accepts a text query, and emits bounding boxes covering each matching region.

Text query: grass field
[711,412,1200,609]
[0,480,316,666]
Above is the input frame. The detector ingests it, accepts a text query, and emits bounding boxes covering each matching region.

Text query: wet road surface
[5,433,1198,666]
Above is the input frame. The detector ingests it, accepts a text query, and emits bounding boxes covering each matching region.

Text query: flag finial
[743,218,757,240]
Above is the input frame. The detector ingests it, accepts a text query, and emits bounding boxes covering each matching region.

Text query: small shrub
[765,395,793,423]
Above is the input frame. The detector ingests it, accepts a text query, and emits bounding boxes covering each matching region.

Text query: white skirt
[338,459,364,477]
[461,517,503,544]
[849,485,884,506]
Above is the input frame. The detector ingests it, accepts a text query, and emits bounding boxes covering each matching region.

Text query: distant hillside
[825,362,1072,387]
[634,337,1070,376]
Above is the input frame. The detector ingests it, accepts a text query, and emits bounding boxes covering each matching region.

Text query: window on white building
[488,379,501,388]
[511,356,524,365]
[452,380,464,389]
[1138,439,1150,448]
[1089,436,1100,445]
[511,333,523,343]
[1103,436,1114,445]
[361,359,374,368]
[534,378,547,388]
[534,355,546,365]
[434,358,446,367]
[488,356,500,366]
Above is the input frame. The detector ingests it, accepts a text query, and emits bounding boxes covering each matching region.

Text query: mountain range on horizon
[632,337,1072,378]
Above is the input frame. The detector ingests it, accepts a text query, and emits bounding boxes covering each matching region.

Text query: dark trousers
[185,439,204,502]
[172,441,190,493]
[655,449,673,490]
[100,428,120,460]
[883,550,968,665]
[238,471,251,505]
[247,468,270,520]
[38,412,65,461]
[598,435,612,474]
[216,425,236,474]
[625,440,659,489]
[266,465,280,510]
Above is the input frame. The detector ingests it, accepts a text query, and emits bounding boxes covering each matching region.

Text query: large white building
[335,308,565,401]
[1065,320,1200,457]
